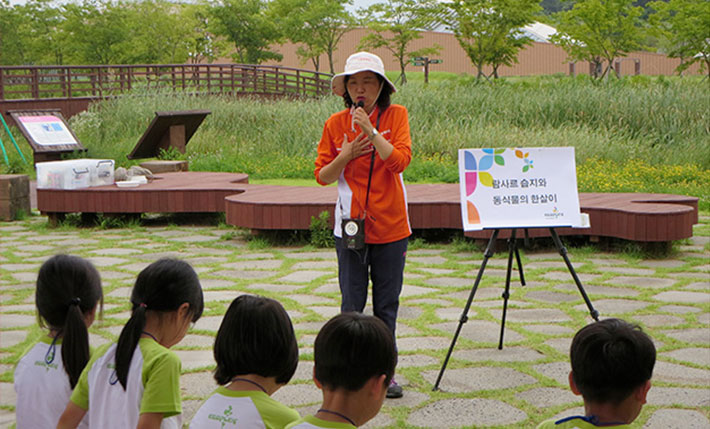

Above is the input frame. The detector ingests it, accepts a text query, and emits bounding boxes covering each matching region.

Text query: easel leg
[498,229,518,349]
[433,229,499,391]
[549,228,599,321]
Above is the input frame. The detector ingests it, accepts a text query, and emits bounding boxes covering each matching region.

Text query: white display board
[458,147,582,231]
[16,115,79,146]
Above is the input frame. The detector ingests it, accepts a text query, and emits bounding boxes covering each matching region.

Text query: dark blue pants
[335,236,408,344]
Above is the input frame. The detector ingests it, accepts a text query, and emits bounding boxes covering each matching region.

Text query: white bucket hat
[331,52,397,97]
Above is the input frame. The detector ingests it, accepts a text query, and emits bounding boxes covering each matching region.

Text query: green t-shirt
[190,386,300,428]
[537,416,633,429]
[286,415,357,429]
[71,337,182,429]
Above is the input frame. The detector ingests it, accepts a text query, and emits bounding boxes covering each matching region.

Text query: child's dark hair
[342,74,392,110]
[213,295,298,386]
[36,254,103,388]
[571,318,656,404]
[115,258,203,389]
[314,312,396,391]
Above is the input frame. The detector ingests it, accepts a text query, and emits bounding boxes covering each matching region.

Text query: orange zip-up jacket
[315,104,412,244]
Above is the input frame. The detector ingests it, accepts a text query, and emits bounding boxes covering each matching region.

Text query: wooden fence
[0,64,332,101]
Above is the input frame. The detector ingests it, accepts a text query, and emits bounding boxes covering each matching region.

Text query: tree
[446,0,540,80]
[358,0,441,85]
[183,2,226,64]
[1,0,65,65]
[649,0,710,79]
[550,0,646,79]
[269,0,354,73]
[61,0,132,64]
[209,0,282,64]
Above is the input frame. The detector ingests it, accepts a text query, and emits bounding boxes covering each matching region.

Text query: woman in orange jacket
[314,51,412,399]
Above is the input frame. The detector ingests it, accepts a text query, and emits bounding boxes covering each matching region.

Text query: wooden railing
[0,64,332,100]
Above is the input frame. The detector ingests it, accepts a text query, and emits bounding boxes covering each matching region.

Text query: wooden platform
[36,172,698,242]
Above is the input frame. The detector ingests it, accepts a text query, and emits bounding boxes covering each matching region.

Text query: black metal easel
[432,227,599,391]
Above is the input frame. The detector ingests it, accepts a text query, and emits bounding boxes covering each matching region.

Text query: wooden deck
[36,172,698,242]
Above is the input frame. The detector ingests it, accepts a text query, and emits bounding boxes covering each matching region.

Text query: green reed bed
[2,74,707,207]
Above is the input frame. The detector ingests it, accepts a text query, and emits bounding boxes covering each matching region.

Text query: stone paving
[0,214,708,428]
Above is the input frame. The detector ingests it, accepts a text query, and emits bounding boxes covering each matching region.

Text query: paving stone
[654,361,710,386]
[285,251,336,260]
[400,284,439,298]
[685,281,710,291]
[119,262,152,273]
[525,290,579,303]
[0,330,28,348]
[107,286,132,299]
[100,270,133,280]
[647,387,710,407]
[432,320,526,344]
[659,304,702,314]
[272,383,322,407]
[424,277,472,288]
[193,316,226,333]
[575,299,649,315]
[0,304,34,312]
[422,366,535,392]
[597,266,657,275]
[532,361,570,385]
[406,298,452,306]
[407,398,528,427]
[631,314,686,327]
[166,235,218,243]
[696,313,710,324]
[246,283,305,293]
[398,336,453,352]
[221,260,283,270]
[202,290,244,302]
[558,283,640,297]
[605,276,677,289]
[442,286,506,302]
[544,337,573,356]
[668,271,710,280]
[199,278,236,289]
[417,267,455,275]
[184,256,229,265]
[0,263,39,272]
[13,244,54,252]
[212,270,275,280]
[277,271,331,283]
[661,347,710,367]
[0,382,15,406]
[653,290,710,304]
[174,349,214,370]
[453,346,545,363]
[661,328,710,345]
[639,259,687,269]
[543,272,601,282]
[180,372,218,399]
[89,248,143,256]
[587,258,628,266]
[407,256,448,265]
[525,252,563,260]
[644,408,710,429]
[0,314,36,328]
[282,295,333,308]
[290,261,336,270]
[516,387,578,408]
[293,321,326,332]
[489,307,572,323]
[522,324,576,335]
[306,305,341,319]
[408,249,444,255]
[397,354,440,368]
[181,399,204,425]
[53,238,99,247]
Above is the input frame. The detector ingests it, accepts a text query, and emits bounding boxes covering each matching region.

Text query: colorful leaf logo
[515,149,533,172]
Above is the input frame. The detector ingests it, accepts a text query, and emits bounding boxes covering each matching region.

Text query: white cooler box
[36,159,115,190]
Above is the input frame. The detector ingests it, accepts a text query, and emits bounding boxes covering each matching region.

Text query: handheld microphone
[352,100,364,132]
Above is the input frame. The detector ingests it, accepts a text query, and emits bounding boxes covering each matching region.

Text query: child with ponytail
[14,254,103,429]
[57,257,204,429]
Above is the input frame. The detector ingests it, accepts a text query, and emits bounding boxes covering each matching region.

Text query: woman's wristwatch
[369,128,379,139]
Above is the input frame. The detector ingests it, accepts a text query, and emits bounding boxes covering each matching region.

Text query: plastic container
[36,159,115,190]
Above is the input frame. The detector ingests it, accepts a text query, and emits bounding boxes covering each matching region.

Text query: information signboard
[458,147,582,231]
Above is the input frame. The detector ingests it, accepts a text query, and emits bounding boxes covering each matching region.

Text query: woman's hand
[342,132,373,161]
[352,107,374,137]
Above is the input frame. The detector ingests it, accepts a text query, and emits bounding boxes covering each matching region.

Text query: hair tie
[71,297,81,306]
[139,302,147,309]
